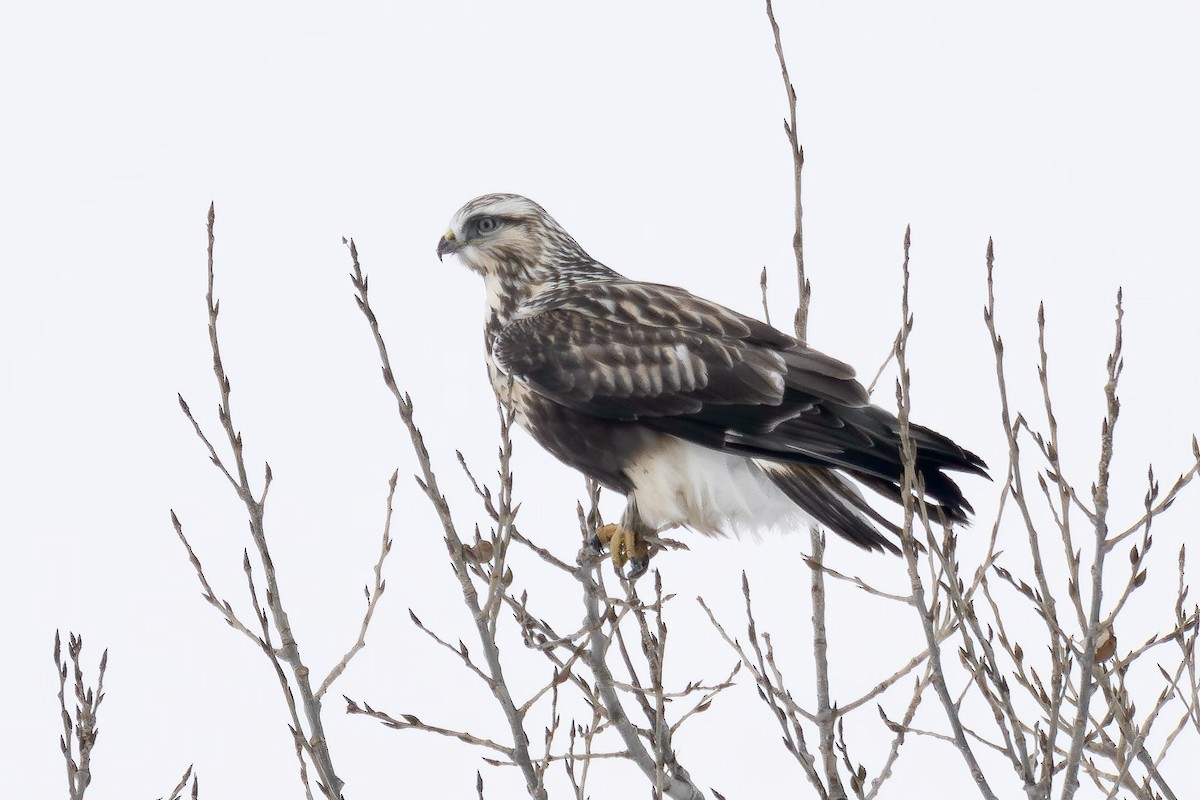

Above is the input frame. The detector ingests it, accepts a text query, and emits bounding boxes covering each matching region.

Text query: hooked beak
[436,230,458,262]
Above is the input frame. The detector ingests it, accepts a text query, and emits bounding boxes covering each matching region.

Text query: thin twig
[347,239,545,799]
[177,206,340,796]
[159,765,197,800]
[764,0,810,341]
[1060,291,1125,800]
[55,632,106,800]
[317,470,399,701]
[895,227,999,800]
[576,555,705,800]
[809,528,848,798]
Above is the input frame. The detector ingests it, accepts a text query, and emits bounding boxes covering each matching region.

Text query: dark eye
[476,216,500,234]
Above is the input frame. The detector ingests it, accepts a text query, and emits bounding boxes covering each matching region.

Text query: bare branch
[317,470,399,700]
[177,207,342,796]
[764,0,810,341]
[896,227,999,800]
[348,239,545,798]
[809,528,848,798]
[159,765,198,800]
[55,632,106,800]
[344,698,515,757]
[576,555,705,800]
[1060,291,1125,800]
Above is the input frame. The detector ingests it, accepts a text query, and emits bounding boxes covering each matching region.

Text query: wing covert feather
[494,310,785,420]
[493,281,870,424]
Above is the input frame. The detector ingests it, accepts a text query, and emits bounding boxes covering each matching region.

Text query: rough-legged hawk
[437,193,986,575]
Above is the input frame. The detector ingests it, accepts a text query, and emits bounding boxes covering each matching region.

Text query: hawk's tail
[759,421,987,553]
[759,462,902,553]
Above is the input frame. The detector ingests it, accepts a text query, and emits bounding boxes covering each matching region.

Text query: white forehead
[449,193,545,231]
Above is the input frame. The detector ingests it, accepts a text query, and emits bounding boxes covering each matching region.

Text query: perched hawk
[437,194,986,575]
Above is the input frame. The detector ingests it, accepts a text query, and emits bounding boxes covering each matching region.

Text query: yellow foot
[596,523,650,578]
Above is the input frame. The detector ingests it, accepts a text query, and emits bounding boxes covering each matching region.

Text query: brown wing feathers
[493,280,986,548]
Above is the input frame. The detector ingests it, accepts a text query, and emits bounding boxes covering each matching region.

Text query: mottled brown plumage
[438,194,986,565]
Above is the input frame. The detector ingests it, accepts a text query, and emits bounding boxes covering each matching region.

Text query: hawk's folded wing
[494,282,863,414]
[492,280,985,518]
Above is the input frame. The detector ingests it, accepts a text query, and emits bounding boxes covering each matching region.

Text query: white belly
[626,437,814,537]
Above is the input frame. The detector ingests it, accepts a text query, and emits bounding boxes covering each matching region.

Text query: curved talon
[596,523,649,579]
[595,523,621,559]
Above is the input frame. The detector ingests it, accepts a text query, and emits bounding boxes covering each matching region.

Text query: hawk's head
[437,194,591,282]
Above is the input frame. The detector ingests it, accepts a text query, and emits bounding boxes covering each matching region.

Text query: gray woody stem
[810,528,848,799]
[187,206,343,797]
[765,0,811,342]
[576,560,706,800]
[1059,292,1124,800]
[347,240,546,799]
[894,227,999,800]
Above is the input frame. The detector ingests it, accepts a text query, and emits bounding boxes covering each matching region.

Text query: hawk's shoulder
[518,279,792,349]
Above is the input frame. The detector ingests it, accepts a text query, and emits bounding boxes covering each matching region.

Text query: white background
[1,2,1197,798]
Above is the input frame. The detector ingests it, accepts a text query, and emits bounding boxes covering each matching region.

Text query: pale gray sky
[1,2,1197,797]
